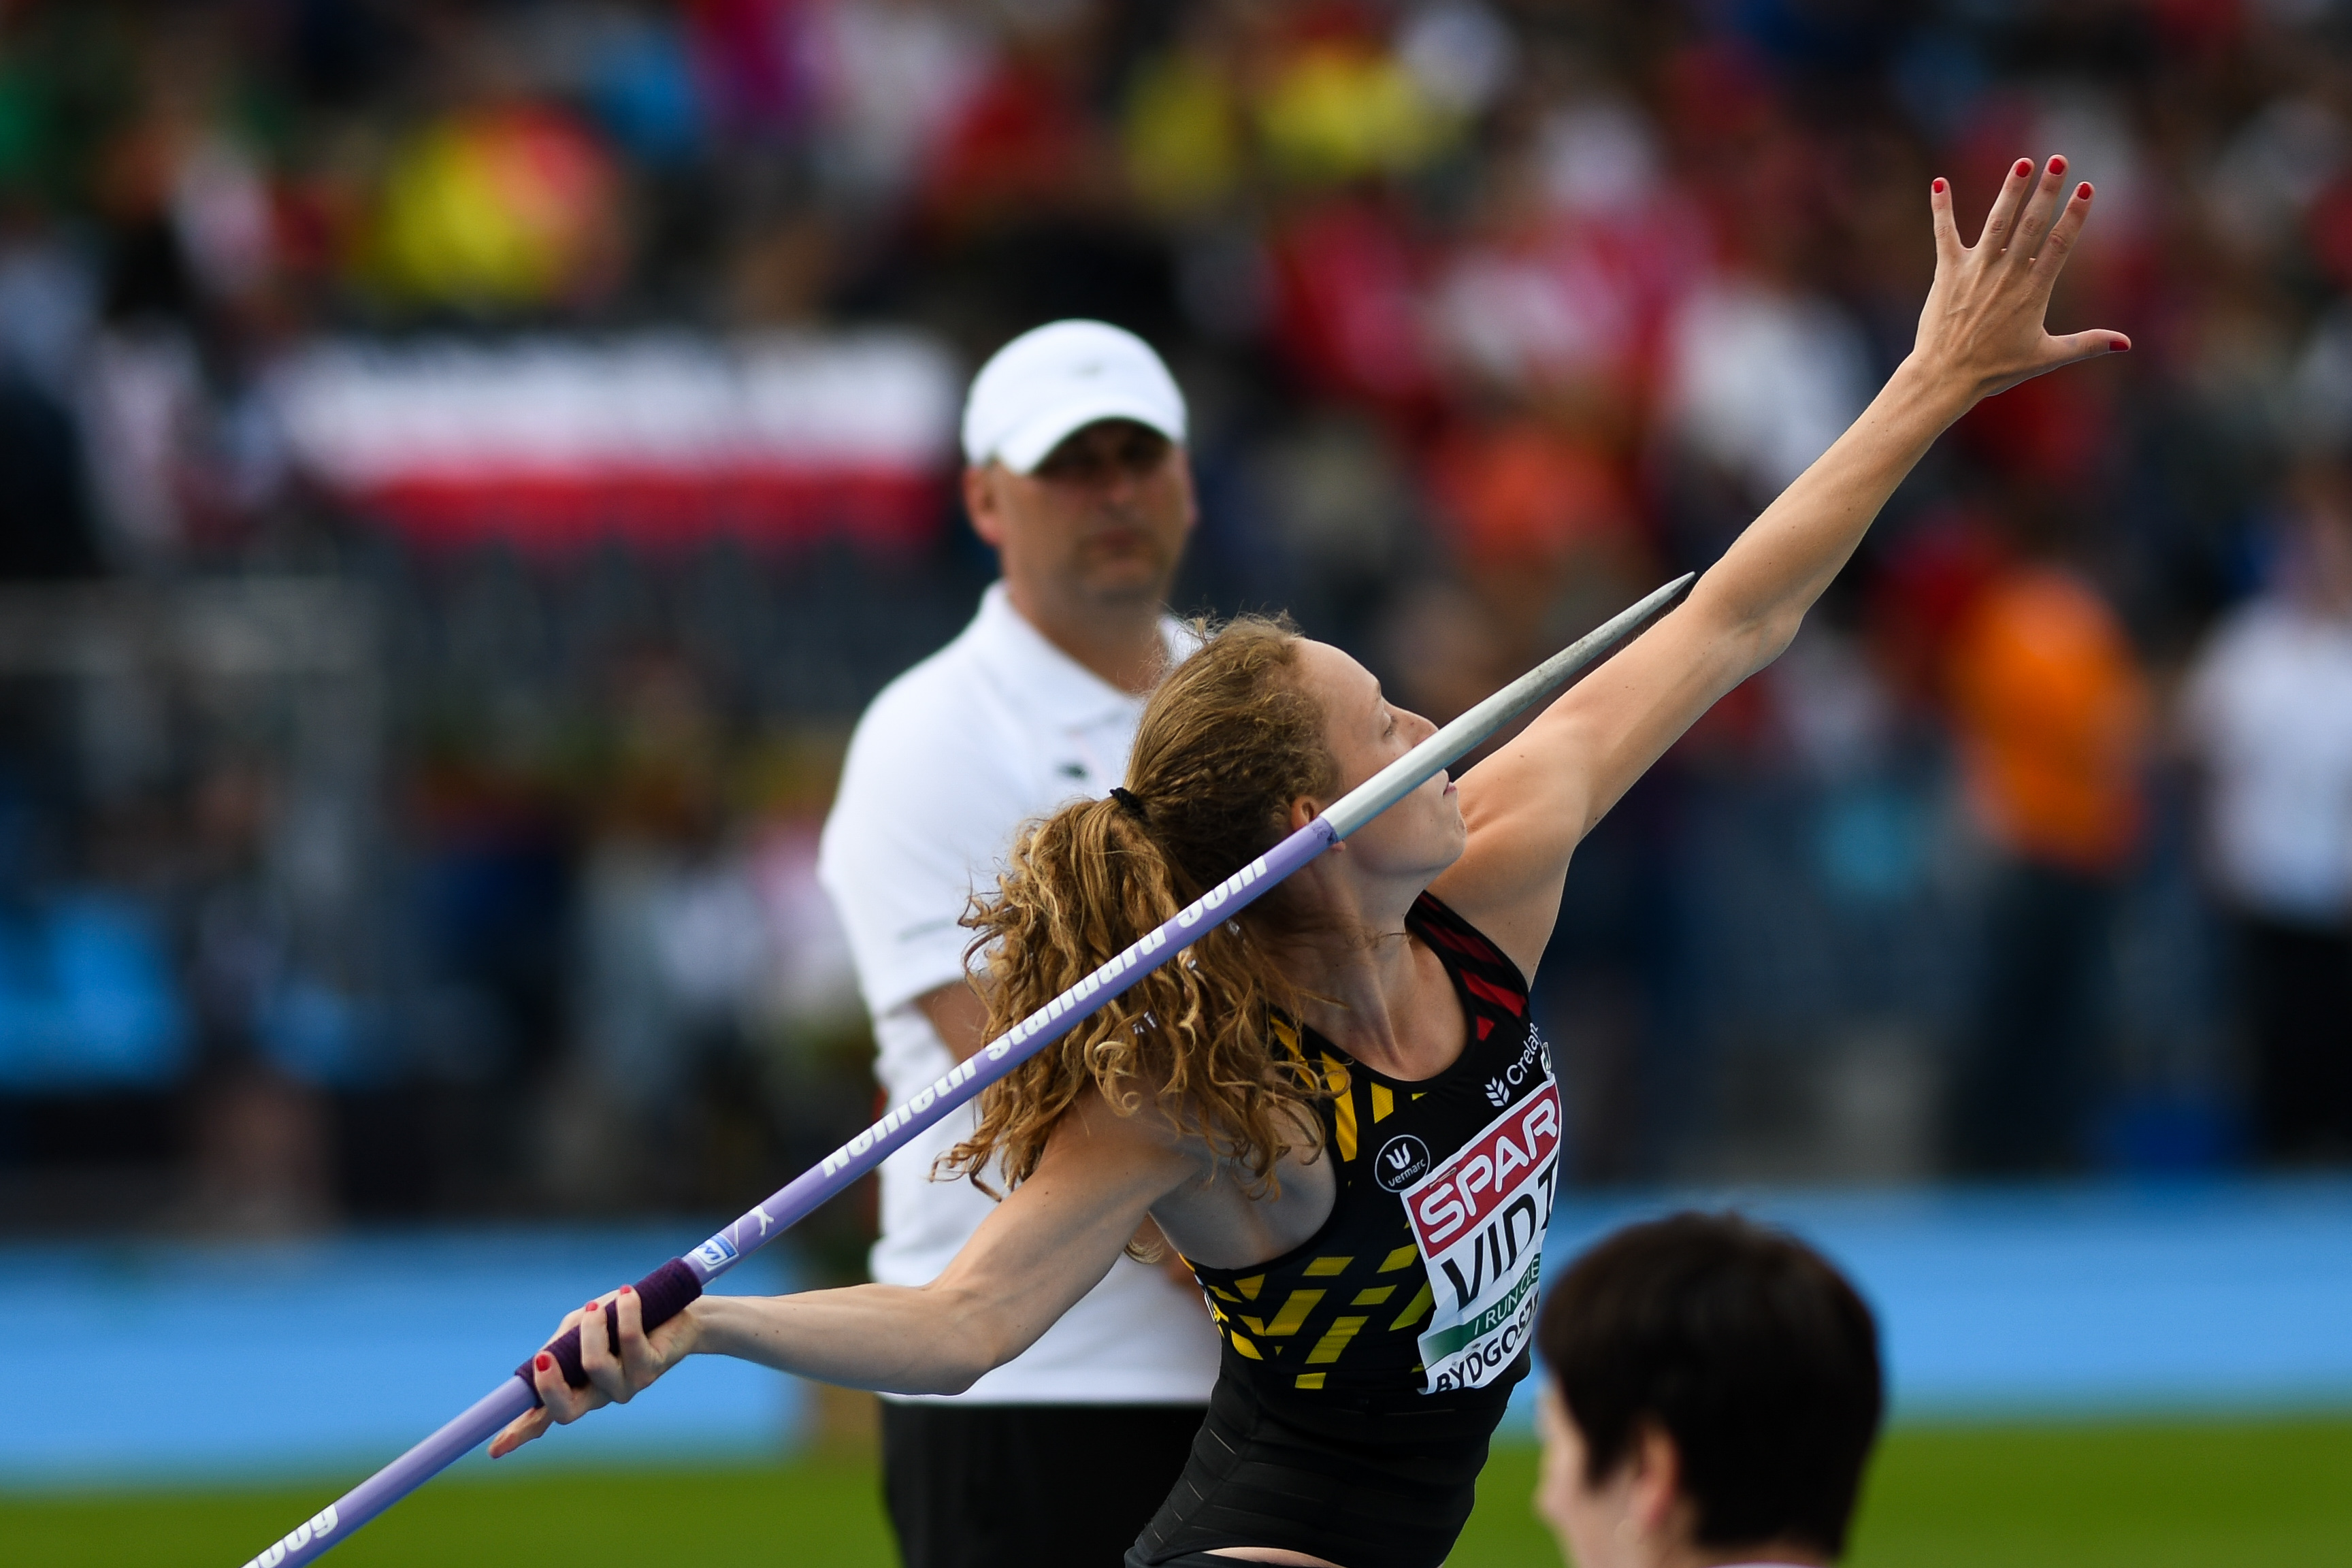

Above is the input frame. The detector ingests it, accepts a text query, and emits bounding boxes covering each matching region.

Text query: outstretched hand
[488,1283,699,1458]
[1916,154,2130,404]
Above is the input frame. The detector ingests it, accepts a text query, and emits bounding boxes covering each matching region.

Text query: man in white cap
[817,321,1219,1567]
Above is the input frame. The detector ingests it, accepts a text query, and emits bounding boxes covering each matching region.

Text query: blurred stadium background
[4,0,2352,1563]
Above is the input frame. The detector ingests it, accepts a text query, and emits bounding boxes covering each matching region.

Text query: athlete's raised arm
[1437,155,2128,975]
[487,1092,1192,1457]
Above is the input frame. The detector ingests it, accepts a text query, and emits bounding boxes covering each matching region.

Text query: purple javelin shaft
[240,572,1690,1568]
[244,823,1333,1568]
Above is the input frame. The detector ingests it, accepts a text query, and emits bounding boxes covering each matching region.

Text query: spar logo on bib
[1400,1080,1561,1393]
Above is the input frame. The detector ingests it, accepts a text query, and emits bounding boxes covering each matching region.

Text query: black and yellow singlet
[1130,894,1562,1568]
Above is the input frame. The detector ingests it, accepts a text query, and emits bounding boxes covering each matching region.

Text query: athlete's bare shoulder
[1108,1089,1336,1273]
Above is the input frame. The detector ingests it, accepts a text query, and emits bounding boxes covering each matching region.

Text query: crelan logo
[240,1503,338,1567]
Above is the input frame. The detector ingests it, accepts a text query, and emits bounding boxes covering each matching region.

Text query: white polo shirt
[817,582,1219,1405]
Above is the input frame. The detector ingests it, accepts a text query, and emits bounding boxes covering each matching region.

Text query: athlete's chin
[1408,831,1468,885]
[1435,836,1467,877]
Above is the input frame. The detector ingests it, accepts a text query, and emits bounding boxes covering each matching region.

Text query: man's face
[1537,1384,1613,1567]
[1535,1384,1672,1568]
[964,419,1195,615]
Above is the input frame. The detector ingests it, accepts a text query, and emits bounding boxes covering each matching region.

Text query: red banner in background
[269,331,960,556]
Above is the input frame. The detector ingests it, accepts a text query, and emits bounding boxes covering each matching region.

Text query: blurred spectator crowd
[2,0,2351,1240]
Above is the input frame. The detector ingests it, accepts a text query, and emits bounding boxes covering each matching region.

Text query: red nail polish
[2014,159,2031,177]
[1933,178,1946,193]
[2049,155,2066,173]
[2077,182,2091,199]
[587,1301,601,1313]
[2111,340,2129,353]
[536,1353,553,1372]
[619,1285,632,1294]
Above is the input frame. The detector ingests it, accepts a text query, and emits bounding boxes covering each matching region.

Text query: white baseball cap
[960,320,1188,474]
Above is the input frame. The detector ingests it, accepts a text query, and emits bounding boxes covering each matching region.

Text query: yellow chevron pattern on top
[1303,1256,1352,1277]
[1257,1289,1324,1337]
[1379,1245,1418,1272]
[1371,1081,1394,1123]
[1389,1281,1433,1330]
[1272,1288,1327,1334]
[1322,1053,1356,1161]
[1305,1315,1370,1364]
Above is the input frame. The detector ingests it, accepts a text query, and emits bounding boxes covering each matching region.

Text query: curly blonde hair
[945,616,1337,1202]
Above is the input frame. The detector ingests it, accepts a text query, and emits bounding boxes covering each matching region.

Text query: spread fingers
[1930,176,1960,265]
[2029,180,2097,280]
[1976,157,2040,252]
[2002,156,2071,266]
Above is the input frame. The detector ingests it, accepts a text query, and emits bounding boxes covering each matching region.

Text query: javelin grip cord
[239,571,1693,1567]
[533,1258,705,1390]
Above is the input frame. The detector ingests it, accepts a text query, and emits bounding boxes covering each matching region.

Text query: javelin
[238,570,1693,1568]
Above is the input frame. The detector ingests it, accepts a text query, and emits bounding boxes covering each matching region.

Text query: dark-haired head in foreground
[1533,1213,1883,1567]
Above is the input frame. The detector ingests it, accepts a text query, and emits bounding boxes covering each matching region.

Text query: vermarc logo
[1374,1133,1433,1192]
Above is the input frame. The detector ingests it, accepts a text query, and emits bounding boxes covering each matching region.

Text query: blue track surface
[7,1179,2352,1486]
[1531,1178,2352,1422]
[1,1226,801,1487]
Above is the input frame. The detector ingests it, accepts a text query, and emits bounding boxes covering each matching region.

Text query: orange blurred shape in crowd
[370,105,622,310]
[1427,420,1633,571]
[1946,564,2151,873]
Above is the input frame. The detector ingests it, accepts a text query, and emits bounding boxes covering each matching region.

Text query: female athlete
[491,159,2124,1568]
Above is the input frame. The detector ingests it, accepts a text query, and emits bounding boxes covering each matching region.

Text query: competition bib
[1400,1075,1561,1393]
